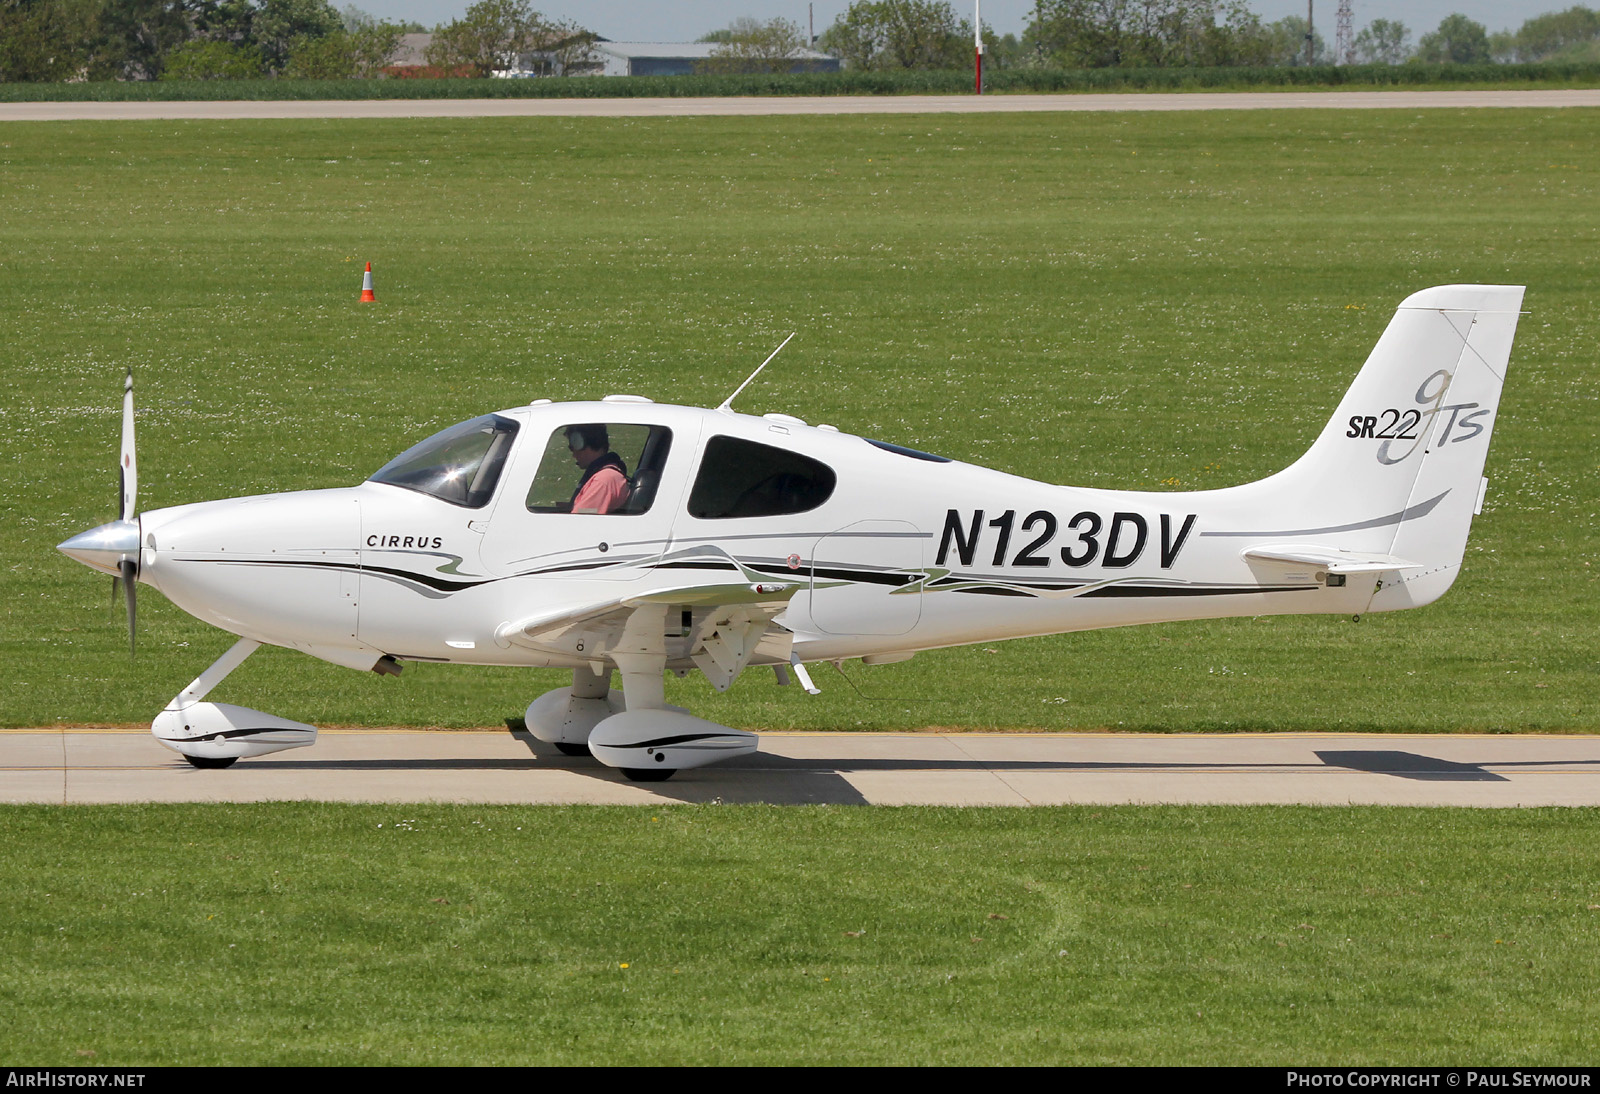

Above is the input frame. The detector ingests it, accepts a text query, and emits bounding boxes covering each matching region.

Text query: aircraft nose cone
[57,519,140,576]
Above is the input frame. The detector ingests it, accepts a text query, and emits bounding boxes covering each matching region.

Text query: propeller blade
[120,369,137,523]
[119,557,137,657]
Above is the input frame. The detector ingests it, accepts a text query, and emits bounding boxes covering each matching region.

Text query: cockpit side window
[368,414,519,509]
[525,424,673,516]
[687,435,836,519]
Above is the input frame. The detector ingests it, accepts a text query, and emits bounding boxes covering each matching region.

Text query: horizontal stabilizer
[1242,544,1423,574]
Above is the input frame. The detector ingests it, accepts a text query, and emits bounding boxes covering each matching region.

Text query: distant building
[391,33,431,68]
[384,33,459,78]
[385,32,602,78]
[589,42,841,77]
[383,35,841,80]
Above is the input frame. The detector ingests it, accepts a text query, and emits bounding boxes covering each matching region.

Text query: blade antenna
[717,332,795,413]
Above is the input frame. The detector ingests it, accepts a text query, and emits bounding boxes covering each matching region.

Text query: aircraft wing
[495,579,802,691]
[1241,544,1424,574]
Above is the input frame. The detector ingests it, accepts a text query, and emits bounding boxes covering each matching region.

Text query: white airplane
[58,285,1523,781]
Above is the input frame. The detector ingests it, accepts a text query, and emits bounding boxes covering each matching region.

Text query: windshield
[368,414,520,508]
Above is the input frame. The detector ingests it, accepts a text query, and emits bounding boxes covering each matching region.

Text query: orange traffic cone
[359,262,376,302]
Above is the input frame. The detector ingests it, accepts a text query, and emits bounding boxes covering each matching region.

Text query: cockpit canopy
[369,407,851,518]
[368,414,519,508]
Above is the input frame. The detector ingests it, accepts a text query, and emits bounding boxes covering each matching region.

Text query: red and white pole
[974,0,984,94]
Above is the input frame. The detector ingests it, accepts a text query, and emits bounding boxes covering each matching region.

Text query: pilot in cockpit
[566,424,631,514]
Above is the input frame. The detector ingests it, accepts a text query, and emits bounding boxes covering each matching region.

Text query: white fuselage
[135,398,1390,675]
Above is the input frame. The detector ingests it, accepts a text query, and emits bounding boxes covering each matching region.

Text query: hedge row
[3,62,1599,102]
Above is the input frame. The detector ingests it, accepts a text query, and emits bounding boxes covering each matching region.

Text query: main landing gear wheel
[554,742,591,758]
[621,768,677,783]
[184,754,238,769]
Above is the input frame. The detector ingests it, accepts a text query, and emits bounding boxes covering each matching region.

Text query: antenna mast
[717,333,796,412]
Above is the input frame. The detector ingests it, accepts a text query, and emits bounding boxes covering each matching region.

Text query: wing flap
[624,580,799,609]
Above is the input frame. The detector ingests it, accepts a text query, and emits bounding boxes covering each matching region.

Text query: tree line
[0,0,589,80]
[0,0,413,80]
[2,0,1598,83]
[797,2,1600,72]
[1244,8,1600,66]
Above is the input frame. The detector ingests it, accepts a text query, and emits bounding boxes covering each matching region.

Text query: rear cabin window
[525,423,673,516]
[687,435,836,519]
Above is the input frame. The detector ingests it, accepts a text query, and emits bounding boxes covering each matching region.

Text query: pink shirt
[572,466,630,514]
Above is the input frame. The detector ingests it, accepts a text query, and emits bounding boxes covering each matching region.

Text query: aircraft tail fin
[1239,285,1523,611]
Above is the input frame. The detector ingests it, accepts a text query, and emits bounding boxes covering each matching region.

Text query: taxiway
[5,729,1599,807]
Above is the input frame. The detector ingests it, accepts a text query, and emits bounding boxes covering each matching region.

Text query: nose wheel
[184,754,238,770]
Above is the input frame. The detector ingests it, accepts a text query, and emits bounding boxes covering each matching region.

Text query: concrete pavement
[3,89,1598,122]
[5,728,1600,807]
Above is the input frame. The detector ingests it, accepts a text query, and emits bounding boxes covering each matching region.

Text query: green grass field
[1,107,1593,733]
[2,106,1598,1067]
[3,803,1599,1065]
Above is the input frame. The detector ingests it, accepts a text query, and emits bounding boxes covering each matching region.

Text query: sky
[352,2,1568,41]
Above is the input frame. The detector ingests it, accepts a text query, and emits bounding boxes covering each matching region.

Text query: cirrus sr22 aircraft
[59,285,1523,781]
